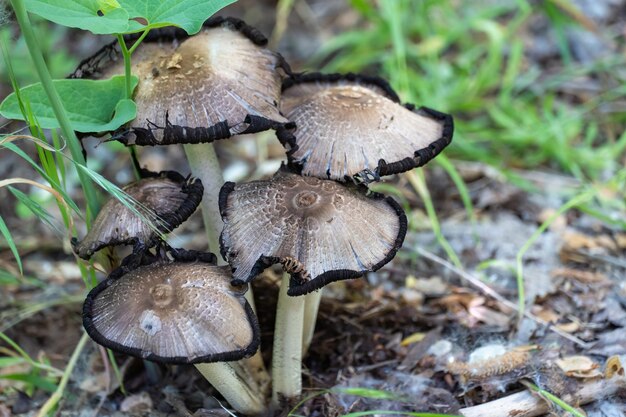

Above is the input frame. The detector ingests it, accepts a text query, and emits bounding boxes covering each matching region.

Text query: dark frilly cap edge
[218,175,408,295]
[115,114,294,147]
[374,106,454,178]
[281,72,401,102]
[71,170,203,260]
[128,15,269,46]
[286,194,407,296]
[82,249,261,364]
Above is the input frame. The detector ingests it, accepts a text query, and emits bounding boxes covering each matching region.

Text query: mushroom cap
[83,251,260,364]
[72,17,291,145]
[219,170,407,296]
[278,73,454,182]
[72,171,203,259]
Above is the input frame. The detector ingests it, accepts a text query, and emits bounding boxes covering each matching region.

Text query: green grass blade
[0,373,58,393]
[406,170,462,268]
[0,215,22,275]
[436,155,477,230]
[2,141,81,215]
[525,382,585,417]
[9,186,62,234]
[515,190,594,316]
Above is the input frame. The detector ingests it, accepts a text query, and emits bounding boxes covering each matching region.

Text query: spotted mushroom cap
[83,250,260,364]
[219,169,407,296]
[71,17,292,146]
[72,171,203,260]
[278,73,454,182]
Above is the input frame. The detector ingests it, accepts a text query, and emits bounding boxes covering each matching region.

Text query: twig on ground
[416,247,592,349]
[459,375,626,417]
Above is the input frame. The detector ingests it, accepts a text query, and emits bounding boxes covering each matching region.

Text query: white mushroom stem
[184,143,270,411]
[184,144,223,254]
[196,362,265,416]
[301,289,323,356]
[271,272,305,408]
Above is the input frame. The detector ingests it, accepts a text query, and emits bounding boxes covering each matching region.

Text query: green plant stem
[301,289,322,356]
[116,29,149,179]
[116,29,150,99]
[271,272,305,409]
[116,34,133,99]
[36,332,89,417]
[11,0,99,219]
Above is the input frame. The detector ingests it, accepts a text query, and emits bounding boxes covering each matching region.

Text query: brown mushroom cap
[72,17,291,145]
[278,73,454,182]
[83,250,260,364]
[219,170,407,296]
[72,171,203,259]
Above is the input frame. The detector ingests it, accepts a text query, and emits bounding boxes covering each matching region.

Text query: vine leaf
[0,75,138,133]
[24,0,237,35]
[24,0,129,34]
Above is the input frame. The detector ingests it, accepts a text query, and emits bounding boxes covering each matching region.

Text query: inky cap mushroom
[72,171,203,259]
[278,73,454,182]
[83,249,260,364]
[219,170,407,296]
[72,17,292,146]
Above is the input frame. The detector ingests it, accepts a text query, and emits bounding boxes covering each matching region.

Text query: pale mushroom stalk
[301,289,323,355]
[185,143,271,408]
[196,362,266,415]
[183,144,223,254]
[271,272,304,409]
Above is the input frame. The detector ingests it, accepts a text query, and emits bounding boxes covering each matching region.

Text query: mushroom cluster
[74,15,453,416]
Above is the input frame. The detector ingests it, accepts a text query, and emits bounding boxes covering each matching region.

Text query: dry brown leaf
[438,293,476,311]
[551,267,610,284]
[406,275,449,296]
[532,306,560,323]
[555,355,601,378]
[615,233,626,249]
[555,322,580,333]
[605,355,624,379]
[468,305,510,327]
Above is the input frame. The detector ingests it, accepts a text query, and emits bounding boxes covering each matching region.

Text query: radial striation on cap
[72,17,292,146]
[72,171,203,259]
[219,170,407,296]
[278,72,454,182]
[83,251,260,364]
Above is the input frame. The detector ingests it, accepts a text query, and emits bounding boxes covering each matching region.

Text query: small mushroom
[277,72,454,182]
[72,16,292,146]
[83,249,260,364]
[219,169,407,295]
[72,171,203,259]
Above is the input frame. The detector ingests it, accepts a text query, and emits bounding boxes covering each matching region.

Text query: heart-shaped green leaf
[0,75,138,133]
[24,0,130,35]
[25,0,237,35]
[120,0,237,34]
